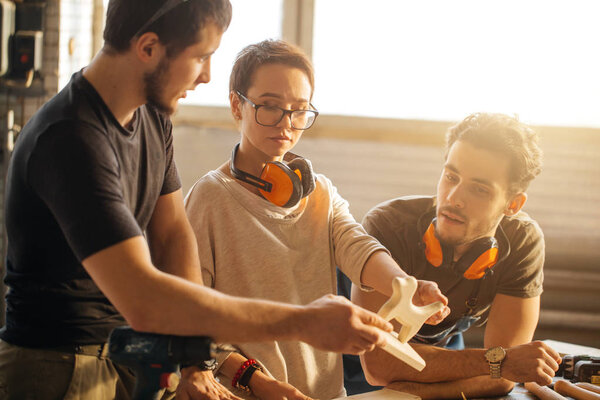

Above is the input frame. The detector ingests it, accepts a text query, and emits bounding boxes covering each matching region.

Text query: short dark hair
[230,39,315,98]
[445,113,543,193]
[103,0,232,58]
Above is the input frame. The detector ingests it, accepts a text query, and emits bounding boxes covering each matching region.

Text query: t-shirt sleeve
[160,118,181,195]
[27,122,142,261]
[496,221,545,298]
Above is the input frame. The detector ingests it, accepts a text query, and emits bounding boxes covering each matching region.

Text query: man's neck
[82,49,146,128]
[453,243,471,262]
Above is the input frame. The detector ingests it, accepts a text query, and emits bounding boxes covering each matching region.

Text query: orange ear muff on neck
[287,158,315,199]
[258,162,303,207]
[422,219,499,279]
[423,222,444,267]
[229,143,315,208]
[463,247,498,279]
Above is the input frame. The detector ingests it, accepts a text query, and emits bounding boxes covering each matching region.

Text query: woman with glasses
[184,39,449,400]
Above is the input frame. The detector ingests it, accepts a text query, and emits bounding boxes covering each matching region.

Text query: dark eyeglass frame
[133,0,190,39]
[236,91,319,130]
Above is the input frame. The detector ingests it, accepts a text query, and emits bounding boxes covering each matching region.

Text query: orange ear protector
[422,218,499,280]
[229,143,315,208]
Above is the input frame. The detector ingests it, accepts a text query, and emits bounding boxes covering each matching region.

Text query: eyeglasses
[133,0,189,39]
[236,91,319,130]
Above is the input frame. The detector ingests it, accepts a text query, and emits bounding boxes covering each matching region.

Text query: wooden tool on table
[377,277,444,371]
[576,383,600,395]
[523,382,567,400]
[554,380,600,400]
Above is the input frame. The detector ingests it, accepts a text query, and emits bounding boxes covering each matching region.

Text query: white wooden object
[377,277,445,371]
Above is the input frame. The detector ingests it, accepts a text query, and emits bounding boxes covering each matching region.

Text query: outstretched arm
[82,235,393,352]
[353,287,560,390]
[359,251,450,324]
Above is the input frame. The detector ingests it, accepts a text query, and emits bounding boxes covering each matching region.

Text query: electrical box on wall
[0,1,45,89]
[11,30,42,77]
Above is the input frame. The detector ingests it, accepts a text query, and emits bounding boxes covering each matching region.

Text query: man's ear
[134,32,163,63]
[505,192,527,216]
[229,91,242,121]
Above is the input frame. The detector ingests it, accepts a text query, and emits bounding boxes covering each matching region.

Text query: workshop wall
[173,124,600,348]
[0,0,597,349]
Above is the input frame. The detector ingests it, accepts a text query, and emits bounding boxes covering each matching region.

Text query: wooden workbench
[334,341,600,400]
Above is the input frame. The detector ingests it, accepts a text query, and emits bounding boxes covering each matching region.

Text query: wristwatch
[484,346,506,379]
[180,358,218,371]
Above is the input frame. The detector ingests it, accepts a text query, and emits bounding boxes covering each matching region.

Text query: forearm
[359,251,408,296]
[219,352,248,379]
[128,270,304,343]
[83,237,305,343]
[146,189,203,283]
[388,375,514,400]
[147,219,202,284]
[362,345,490,385]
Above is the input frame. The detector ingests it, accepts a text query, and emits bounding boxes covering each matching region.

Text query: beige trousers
[0,339,175,400]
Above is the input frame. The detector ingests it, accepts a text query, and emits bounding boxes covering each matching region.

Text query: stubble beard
[144,57,174,115]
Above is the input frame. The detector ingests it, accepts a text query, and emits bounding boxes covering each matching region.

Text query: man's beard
[143,57,173,115]
[435,210,502,248]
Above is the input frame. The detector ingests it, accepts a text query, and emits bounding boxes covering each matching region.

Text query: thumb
[357,307,393,332]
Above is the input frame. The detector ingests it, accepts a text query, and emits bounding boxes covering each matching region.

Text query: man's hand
[298,294,393,355]
[503,341,562,385]
[250,371,312,400]
[177,367,241,400]
[414,280,450,325]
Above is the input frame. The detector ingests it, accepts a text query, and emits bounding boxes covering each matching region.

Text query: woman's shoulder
[185,170,230,204]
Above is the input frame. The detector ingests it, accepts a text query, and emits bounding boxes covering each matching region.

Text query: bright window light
[182,0,283,106]
[312,0,600,127]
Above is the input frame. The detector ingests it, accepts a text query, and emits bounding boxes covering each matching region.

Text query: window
[182,0,283,107]
[312,0,600,127]
[86,0,599,128]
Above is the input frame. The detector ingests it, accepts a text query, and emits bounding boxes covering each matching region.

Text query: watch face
[486,347,506,362]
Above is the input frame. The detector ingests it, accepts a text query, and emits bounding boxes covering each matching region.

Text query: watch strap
[489,361,502,379]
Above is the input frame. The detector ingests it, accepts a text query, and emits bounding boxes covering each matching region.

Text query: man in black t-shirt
[0,1,402,399]
[353,113,562,399]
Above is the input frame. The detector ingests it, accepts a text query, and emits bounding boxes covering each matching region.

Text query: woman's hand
[249,371,313,400]
[177,367,242,400]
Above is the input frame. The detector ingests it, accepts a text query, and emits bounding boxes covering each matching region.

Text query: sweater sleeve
[184,179,216,287]
[327,178,389,287]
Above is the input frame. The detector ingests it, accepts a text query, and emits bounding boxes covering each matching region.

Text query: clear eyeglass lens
[292,110,316,129]
[256,107,316,129]
[256,106,283,125]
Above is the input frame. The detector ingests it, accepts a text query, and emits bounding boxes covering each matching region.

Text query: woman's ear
[505,192,527,216]
[229,91,242,121]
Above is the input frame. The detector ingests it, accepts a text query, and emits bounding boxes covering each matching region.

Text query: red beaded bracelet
[232,359,257,389]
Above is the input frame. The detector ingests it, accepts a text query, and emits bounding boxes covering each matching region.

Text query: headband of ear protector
[229,143,316,208]
[422,217,499,280]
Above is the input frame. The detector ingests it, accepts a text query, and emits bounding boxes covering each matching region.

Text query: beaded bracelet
[231,359,257,389]
[237,363,261,391]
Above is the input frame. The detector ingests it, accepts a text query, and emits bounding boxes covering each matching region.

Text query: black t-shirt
[362,195,545,340]
[1,71,181,347]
